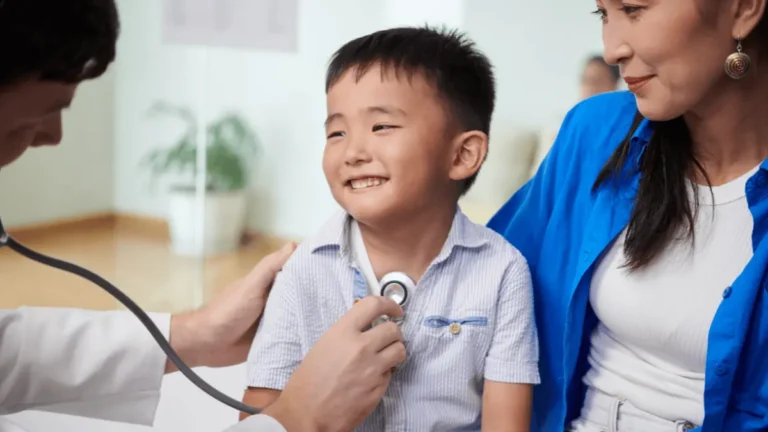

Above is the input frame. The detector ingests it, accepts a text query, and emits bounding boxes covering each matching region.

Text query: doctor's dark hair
[0,0,119,87]
[592,12,768,271]
[324,26,496,194]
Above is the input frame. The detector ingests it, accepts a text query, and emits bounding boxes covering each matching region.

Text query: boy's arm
[240,388,281,421]
[482,382,533,431]
[482,254,540,432]
[240,270,301,420]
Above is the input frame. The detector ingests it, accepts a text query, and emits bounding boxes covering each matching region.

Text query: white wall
[462,0,604,132]
[113,0,388,240]
[111,1,605,240]
[459,0,604,207]
[0,71,115,228]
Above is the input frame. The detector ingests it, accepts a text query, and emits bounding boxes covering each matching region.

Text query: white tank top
[584,165,759,425]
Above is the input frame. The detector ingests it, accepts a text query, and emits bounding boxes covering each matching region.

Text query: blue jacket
[487,90,768,432]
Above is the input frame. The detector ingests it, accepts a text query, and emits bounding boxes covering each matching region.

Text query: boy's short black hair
[0,0,120,87]
[325,26,495,194]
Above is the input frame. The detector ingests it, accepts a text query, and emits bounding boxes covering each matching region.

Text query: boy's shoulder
[280,210,348,273]
[456,209,528,268]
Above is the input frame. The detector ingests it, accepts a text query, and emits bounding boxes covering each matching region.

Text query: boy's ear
[448,130,488,182]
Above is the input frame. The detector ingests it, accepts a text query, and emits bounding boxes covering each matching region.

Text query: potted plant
[141,102,260,257]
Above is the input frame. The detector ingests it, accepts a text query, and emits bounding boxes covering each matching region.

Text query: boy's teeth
[351,177,387,189]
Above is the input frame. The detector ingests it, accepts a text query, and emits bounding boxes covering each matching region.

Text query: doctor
[0,1,406,431]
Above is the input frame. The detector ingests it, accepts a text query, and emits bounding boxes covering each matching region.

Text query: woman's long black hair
[592,115,710,271]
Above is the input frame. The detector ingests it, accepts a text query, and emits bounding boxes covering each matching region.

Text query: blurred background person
[529,55,621,177]
[579,54,621,100]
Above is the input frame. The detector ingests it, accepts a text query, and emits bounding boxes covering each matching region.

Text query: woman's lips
[624,75,654,93]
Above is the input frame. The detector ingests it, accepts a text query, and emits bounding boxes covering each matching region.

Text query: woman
[579,54,621,100]
[489,1,768,431]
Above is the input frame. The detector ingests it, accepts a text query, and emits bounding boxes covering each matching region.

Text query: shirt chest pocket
[414,308,494,373]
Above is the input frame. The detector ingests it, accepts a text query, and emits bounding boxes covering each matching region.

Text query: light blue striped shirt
[246,208,540,431]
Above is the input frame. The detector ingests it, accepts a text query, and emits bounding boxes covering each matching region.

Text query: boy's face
[323,64,463,225]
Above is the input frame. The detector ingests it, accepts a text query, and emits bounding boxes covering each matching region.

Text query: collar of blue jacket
[487,90,768,432]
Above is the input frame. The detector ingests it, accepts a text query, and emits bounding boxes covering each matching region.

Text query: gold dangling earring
[724,38,751,80]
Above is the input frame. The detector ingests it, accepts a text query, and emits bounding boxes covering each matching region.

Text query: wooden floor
[0,218,286,314]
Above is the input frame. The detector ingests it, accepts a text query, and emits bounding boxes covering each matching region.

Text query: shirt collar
[628,116,654,166]
[306,207,489,263]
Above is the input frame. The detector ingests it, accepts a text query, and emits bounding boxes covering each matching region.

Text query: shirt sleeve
[483,255,540,384]
[0,307,169,425]
[245,269,302,391]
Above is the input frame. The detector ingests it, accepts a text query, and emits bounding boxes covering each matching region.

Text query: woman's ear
[733,0,767,41]
[448,130,488,183]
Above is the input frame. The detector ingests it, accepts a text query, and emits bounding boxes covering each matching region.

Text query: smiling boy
[242,26,540,431]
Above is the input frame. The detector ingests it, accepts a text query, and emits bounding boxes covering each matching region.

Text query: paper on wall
[162,0,299,52]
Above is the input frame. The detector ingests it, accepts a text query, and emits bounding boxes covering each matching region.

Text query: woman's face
[596,0,761,121]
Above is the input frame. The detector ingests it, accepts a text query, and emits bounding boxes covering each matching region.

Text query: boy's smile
[347,176,389,191]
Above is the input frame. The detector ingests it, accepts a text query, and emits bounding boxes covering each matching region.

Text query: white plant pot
[167,189,247,257]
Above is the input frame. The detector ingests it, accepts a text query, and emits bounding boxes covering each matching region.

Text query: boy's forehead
[336,62,430,87]
[327,63,437,108]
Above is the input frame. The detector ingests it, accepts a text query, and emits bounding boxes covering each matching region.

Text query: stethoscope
[0,217,264,416]
[379,271,412,307]
[368,271,414,328]
[0,213,415,416]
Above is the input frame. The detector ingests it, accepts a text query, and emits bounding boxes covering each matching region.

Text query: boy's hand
[264,296,406,432]
[166,242,296,372]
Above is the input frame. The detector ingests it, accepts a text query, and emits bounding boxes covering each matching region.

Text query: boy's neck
[358,202,457,284]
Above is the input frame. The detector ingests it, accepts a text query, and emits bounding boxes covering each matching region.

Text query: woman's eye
[327,131,345,139]
[591,7,607,20]
[591,5,644,22]
[620,5,644,15]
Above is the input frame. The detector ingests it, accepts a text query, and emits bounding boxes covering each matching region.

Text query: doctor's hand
[263,296,407,432]
[165,242,296,372]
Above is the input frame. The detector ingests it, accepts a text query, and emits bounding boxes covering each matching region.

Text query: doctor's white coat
[0,307,285,431]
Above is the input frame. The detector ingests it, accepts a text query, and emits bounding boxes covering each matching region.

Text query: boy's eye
[372,124,398,132]
[327,131,345,139]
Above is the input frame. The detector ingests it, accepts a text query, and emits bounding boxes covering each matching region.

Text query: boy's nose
[344,138,372,165]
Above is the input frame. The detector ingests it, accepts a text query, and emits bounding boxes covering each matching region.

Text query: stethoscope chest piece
[379,271,414,307]
[363,272,414,330]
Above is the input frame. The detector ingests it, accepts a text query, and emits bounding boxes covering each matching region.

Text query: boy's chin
[345,203,399,227]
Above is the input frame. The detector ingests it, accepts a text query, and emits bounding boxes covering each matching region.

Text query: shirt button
[715,363,729,376]
[722,286,732,298]
[449,323,461,335]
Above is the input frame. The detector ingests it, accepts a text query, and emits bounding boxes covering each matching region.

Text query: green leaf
[140,102,262,192]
